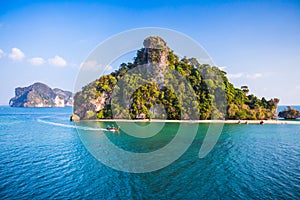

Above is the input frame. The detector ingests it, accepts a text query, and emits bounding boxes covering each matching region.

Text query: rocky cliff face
[136,36,169,86]
[74,36,169,119]
[9,82,73,107]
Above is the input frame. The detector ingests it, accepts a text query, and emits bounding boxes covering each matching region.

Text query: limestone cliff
[9,82,73,107]
[74,36,170,119]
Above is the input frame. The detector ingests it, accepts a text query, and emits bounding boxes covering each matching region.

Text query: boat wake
[37,119,107,131]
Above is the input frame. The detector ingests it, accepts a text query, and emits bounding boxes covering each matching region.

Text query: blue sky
[0,0,299,105]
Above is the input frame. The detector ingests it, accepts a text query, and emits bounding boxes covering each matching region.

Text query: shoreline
[85,119,300,125]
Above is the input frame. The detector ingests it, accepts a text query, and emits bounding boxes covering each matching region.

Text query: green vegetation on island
[278,106,300,119]
[73,36,279,120]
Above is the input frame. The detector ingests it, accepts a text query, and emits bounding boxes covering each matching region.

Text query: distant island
[278,106,300,119]
[9,82,73,107]
[73,36,279,121]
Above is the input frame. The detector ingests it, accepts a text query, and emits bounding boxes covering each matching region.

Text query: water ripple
[1,107,300,199]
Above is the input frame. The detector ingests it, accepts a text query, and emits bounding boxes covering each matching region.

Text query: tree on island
[278,106,300,119]
[241,86,249,94]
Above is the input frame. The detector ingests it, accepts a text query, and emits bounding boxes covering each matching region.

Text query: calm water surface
[0,106,299,199]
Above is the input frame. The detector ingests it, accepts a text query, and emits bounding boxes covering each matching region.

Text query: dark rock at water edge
[70,113,80,121]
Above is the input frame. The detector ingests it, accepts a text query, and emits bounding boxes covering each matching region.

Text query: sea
[0,106,299,199]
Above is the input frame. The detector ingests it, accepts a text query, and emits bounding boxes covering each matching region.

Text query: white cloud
[68,63,78,68]
[80,60,114,72]
[198,57,213,65]
[246,73,263,79]
[48,55,67,67]
[28,57,45,66]
[219,66,227,71]
[0,49,4,58]
[227,73,243,79]
[80,60,102,71]
[9,48,25,61]
[105,65,113,71]
[227,72,263,79]
[80,60,97,71]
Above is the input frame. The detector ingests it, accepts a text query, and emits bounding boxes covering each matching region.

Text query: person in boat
[106,125,120,131]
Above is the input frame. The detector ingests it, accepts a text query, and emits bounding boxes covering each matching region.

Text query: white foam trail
[37,119,107,131]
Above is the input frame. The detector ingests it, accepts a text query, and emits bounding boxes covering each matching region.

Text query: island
[278,106,300,119]
[72,36,279,121]
[9,82,73,107]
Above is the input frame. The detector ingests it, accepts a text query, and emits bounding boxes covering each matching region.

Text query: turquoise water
[0,106,300,199]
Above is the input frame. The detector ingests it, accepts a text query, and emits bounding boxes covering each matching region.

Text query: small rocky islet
[278,106,300,120]
[9,82,73,107]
